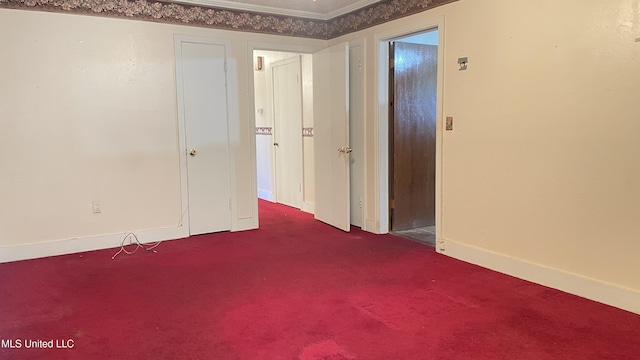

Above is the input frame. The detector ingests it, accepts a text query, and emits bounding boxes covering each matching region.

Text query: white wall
[331,0,640,313]
[0,9,325,261]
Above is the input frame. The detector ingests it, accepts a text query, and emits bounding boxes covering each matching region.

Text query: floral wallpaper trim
[256,127,272,135]
[329,0,459,38]
[0,0,458,40]
[0,0,327,38]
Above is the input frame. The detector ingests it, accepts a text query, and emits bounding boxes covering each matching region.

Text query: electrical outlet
[92,201,101,214]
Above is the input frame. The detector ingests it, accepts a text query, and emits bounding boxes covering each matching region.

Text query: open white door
[313,43,350,232]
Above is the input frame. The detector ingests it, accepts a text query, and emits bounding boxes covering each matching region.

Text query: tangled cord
[111,232,161,260]
[111,208,187,260]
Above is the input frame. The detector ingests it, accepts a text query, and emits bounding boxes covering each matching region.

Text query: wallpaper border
[329,0,458,38]
[0,0,458,39]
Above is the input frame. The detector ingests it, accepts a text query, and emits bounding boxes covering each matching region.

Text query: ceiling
[176,0,383,20]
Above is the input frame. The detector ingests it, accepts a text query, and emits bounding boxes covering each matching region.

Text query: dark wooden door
[389,41,438,231]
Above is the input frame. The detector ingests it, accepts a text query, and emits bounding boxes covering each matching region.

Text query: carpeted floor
[1,200,639,359]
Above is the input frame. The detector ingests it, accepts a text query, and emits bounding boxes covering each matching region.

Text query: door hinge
[437,239,445,252]
[224,61,227,72]
[297,74,300,84]
[228,198,232,209]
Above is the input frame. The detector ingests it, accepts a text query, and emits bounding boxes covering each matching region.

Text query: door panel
[180,41,232,235]
[390,42,437,231]
[272,56,303,209]
[313,43,350,232]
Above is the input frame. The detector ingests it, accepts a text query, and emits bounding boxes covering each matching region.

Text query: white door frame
[349,39,366,229]
[247,42,324,224]
[373,17,445,249]
[174,34,240,234]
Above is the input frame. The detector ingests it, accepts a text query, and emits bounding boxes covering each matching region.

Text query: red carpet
[1,200,639,359]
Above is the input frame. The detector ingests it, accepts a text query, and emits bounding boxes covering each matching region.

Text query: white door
[178,41,232,235]
[313,43,350,232]
[272,56,303,209]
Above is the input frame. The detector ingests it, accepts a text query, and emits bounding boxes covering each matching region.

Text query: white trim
[0,226,188,263]
[364,218,376,233]
[442,239,640,315]
[349,38,367,230]
[173,34,191,238]
[301,201,315,214]
[234,216,258,231]
[175,0,381,21]
[248,41,324,56]
[373,16,445,235]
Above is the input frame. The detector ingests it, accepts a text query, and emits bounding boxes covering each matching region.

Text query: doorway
[379,27,442,246]
[253,50,312,212]
[251,44,365,229]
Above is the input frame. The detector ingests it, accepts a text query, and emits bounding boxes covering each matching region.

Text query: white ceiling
[176,0,382,20]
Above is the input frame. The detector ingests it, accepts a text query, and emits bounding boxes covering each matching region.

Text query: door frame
[373,17,445,250]
[174,34,240,234]
[247,41,325,225]
[349,39,366,229]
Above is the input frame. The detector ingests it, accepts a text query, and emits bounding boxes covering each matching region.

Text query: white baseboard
[363,218,377,234]
[301,201,314,214]
[233,216,259,232]
[440,239,640,315]
[258,189,274,201]
[0,226,189,264]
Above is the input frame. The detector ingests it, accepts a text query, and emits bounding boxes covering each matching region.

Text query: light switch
[457,57,468,70]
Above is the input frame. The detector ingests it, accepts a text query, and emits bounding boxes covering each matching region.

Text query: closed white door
[272,56,303,209]
[178,41,231,235]
[313,43,351,231]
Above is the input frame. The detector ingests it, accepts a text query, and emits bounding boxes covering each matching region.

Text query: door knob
[189,149,197,156]
[274,143,279,147]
